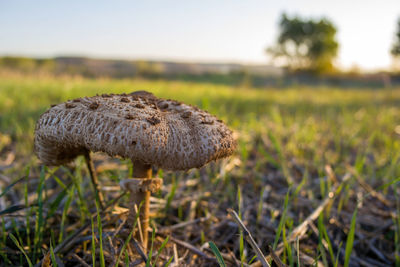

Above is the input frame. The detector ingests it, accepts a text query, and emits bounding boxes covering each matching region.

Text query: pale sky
[0,0,399,71]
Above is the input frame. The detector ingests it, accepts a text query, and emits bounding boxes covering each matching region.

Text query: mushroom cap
[34,91,236,171]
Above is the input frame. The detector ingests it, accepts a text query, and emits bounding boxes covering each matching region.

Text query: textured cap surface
[34,91,236,170]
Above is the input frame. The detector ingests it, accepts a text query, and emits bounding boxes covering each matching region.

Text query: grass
[344,208,357,267]
[0,72,399,265]
[209,241,226,267]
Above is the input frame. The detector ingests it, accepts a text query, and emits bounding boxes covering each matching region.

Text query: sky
[0,0,399,71]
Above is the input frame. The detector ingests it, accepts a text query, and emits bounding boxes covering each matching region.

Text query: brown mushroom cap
[34,91,236,171]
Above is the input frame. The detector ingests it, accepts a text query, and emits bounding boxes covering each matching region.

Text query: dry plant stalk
[252,173,352,267]
[227,208,270,267]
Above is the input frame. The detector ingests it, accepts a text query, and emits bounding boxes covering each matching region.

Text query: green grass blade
[50,244,58,267]
[146,227,156,267]
[334,242,343,267]
[11,219,24,251]
[0,204,28,215]
[46,187,68,220]
[9,233,33,267]
[96,197,105,267]
[153,236,169,267]
[125,252,129,266]
[66,164,90,223]
[33,166,46,263]
[344,208,357,267]
[0,176,26,198]
[91,217,96,267]
[318,214,334,261]
[248,255,257,265]
[1,218,11,265]
[257,144,279,168]
[393,185,400,266]
[114,228,134,267]
[165,175,176,211]
[237,186,245,266]
[257,186,265,224]
[114,213,139,267]
[208,241,226,267]
[52,175,67,190]
[273,191,289,249]
[163,255,174,267]
[282,226,293,266]
[58,187,74,243]
[24,170,31,250]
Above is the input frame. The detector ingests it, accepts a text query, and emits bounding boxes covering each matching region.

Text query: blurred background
[1,0,400,86]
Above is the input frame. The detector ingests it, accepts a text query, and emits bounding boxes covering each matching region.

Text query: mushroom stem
[128,160,152,251]
[84,150,105,209]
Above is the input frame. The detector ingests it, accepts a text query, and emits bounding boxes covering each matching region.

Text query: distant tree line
[268,13,400,74]
[1,55,399,87]
[392,18,400,59]
[0,57,55,72]
[0,57,164,78]
[0,56,258,86]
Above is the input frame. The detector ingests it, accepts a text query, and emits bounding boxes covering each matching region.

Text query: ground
[0,72,399,266]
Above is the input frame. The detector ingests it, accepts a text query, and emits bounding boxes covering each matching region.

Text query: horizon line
[0,53,396,73]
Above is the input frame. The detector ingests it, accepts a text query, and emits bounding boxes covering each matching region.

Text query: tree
[391,18,400,58]
[267,13,339,74]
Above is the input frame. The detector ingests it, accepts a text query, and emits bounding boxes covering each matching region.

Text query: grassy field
[0,72,400,266]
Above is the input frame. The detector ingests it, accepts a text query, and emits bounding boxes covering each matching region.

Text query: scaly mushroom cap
[34,91,236,170]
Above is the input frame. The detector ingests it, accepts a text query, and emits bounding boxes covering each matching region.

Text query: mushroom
[34,90,236,250]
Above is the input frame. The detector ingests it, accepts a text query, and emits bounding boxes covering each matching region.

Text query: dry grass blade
[40,251,51,267]
[227,209,270,267]
[287,173,351,243]
[167,235,216,262]
[158,216,211,232]
[71,253,91,267]
[130,237,148,263]
[349,167,390,206]
[267,245,287,267]
[173,243,179,266]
